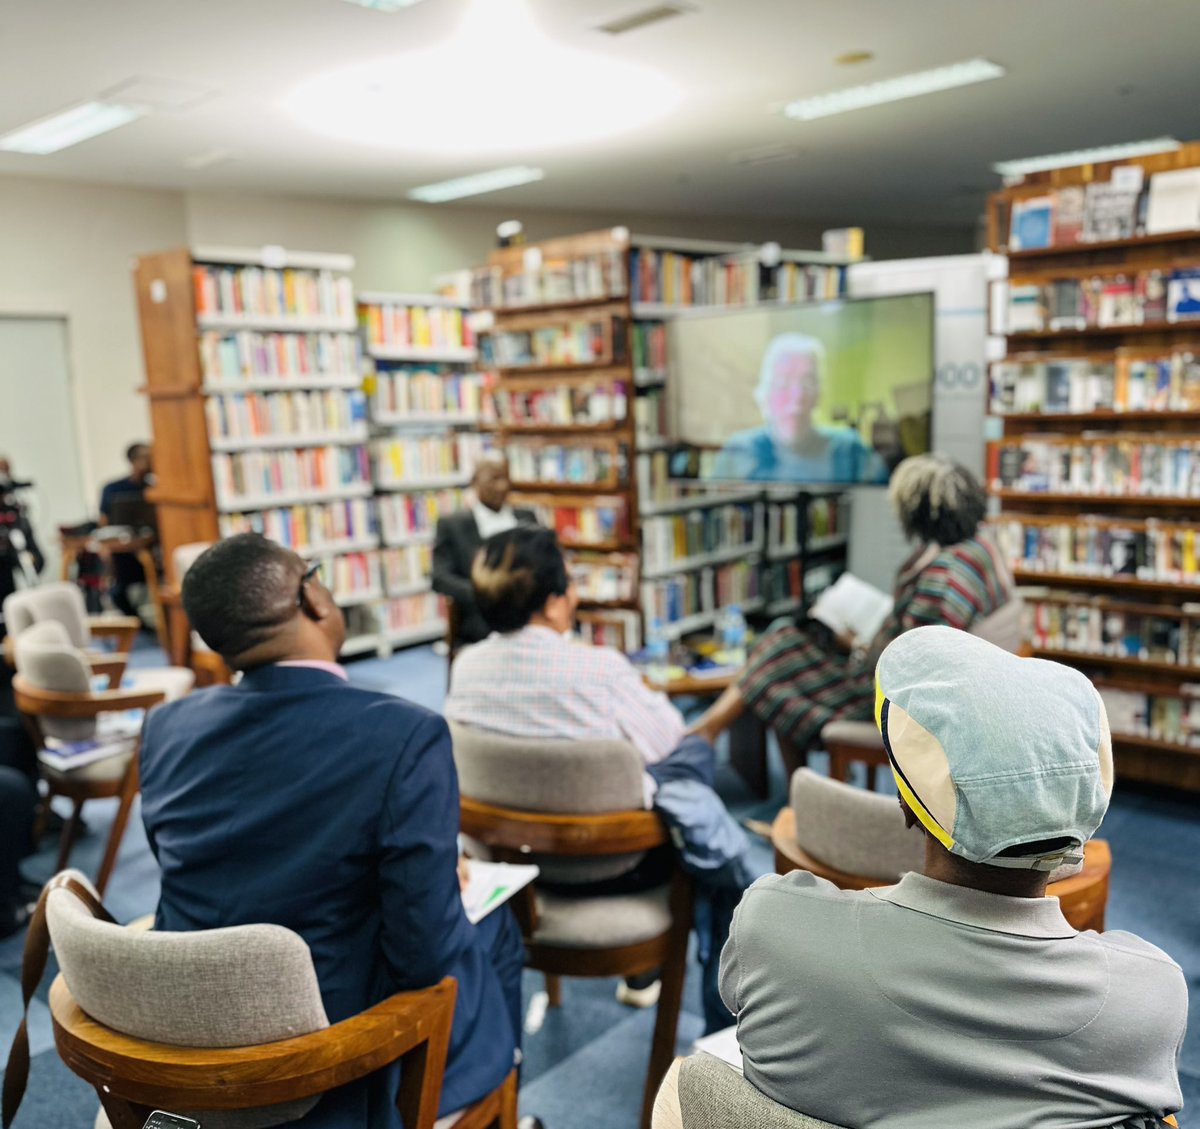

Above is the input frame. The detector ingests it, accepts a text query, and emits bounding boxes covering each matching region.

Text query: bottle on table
[718,604,747,667]
[646,616,670,687]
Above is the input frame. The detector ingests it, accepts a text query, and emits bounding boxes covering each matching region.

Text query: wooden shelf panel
[1005,229,1200,261]
[995,409,1200,426]
[492,295,628,317]
[1030,647,1200,678]
[496,360,628,377]
[992,490,1200,507]
[509,481,627,495]
[1112,732,1200,758]
[1006,320,1200,342]
[1013,569,1200,595]
[483,420,632,436]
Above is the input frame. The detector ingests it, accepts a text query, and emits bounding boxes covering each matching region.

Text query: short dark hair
[889,454,986,546]
[182,534,300,662]
[126,442,149,463]
[471,526,569,634]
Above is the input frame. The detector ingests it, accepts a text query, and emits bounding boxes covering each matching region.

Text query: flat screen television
[665,291,935,485]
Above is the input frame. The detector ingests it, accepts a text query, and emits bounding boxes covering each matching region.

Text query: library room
[1,2,1198,1127]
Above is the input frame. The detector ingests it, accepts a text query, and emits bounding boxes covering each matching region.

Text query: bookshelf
[359,292,487,651]
[471,228,854,646]
[987,141,1200,788]
[134,245,388,656]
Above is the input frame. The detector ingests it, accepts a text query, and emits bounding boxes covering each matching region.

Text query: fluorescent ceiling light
[409,166,545,203]
[783,58,1005,121]
[285,0,681,154]
[993,137,1181,178]
[0,101,144,154]
[339,0,430,9]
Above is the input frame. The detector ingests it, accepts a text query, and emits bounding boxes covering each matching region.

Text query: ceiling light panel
[595,3,698,35]
[0,101,144,155]
[784,58,1005,121]
[993,137,1181,178]
[408,166,545,202]
[339,0,431,10]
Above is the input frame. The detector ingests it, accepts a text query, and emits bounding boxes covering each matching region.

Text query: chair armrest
[820,720,884,751]
[86,656,128,689]
[49,974,458,1125]
[87,616,141,654]
[12,675,166,718]
[460,797,668,856]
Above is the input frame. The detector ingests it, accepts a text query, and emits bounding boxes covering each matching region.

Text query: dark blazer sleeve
[431,514,478,607]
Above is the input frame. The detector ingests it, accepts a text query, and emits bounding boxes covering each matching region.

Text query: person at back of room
[97,441,154,619]
[137,534,525,1128]
[690,452,1014,753]
[432,450,538,648]
[720,626,1186,1129]
[444,525,756,1034]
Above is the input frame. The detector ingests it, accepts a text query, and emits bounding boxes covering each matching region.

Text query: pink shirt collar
[277,660,349,681]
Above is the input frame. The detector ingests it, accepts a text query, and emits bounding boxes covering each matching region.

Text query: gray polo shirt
[720,870,1186,1129]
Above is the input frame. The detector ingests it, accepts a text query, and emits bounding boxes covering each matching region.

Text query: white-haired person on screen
[709,333,885,484]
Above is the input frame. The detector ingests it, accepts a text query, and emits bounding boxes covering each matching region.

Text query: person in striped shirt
[691,454,1014,752]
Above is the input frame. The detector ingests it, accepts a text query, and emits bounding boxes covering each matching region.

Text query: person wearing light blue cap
[719,626,1186,1129]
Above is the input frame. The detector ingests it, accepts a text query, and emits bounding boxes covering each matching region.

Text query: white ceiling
[2,0,1198,230]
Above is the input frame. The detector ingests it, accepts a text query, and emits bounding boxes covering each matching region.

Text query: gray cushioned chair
[450,721,692,1129]
[3,581,141,666]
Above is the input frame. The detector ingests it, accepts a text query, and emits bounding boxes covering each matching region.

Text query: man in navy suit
[139,533,524,1127]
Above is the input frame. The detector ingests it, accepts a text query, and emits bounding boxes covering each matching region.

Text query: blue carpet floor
[1,637,1197,1128]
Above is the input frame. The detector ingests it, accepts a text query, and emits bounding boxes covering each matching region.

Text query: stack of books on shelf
[641,560,762,639]
[484,380,628,428]
[371,369,484,423]
[380,592,446,643]
[493,316,623,369]
[372,434,488,490]
[1006,166,1200,251]
[312,550,382,604]
[990,516,1200,583]
[218,497,376,553]
[632,322,667,385]
[507,441,624,488]
[470,249,627,309]
[377,489,464,546]
[990,436,1200,497]
[361,301,474,356]
[640,501,762,576]
[1005,266,1200,333]
[212,447,371,509]
[577,608,642,652]
[1022,592,1200,666]
[192,264,355,326]
[381,543,433,596]
[1096,685,1200,748]
[205,389,368,446]
[200,330,361,388]
[567,551,638,604]
[521,495,627,549]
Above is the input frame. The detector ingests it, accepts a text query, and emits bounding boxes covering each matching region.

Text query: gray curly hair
[888,453,986,545]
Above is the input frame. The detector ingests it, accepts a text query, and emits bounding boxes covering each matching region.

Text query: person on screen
[709,334,884,484]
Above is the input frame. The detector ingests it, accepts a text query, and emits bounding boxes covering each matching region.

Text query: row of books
[492,318,620,369]
[377,490,463,544]
[640,560,761,628]
[379,592,444,633]
[991,350,1200,414]
[372,370,485,420]
[217,497,376,550]
[1024,595,1200,666]
[205,390,367,441]
[193,265,354,322]
[641,503,762,571]
[485,381,628,428]
[577,608,642,652]
[470,250,627,309]
[372,434,488,487]
[567,551,638,604]
[381,543,433,592]
[361,304,473,351]
[506,442,624,487]
[1007,168,1200,251]
[761,558,805,607]
[808,494,848,541]
[766,500,800,553]
[632,322,667,380]
[629,248,846,308]
[200,330,361,383]
[1098,687,1200,748]
[989,517,1200,583]
[1006,267,1200,333]
[313,551,382,601]
[634,389,668,441]
[991,437,1200,497]
[212,447,370,504]
[520,496,627,547]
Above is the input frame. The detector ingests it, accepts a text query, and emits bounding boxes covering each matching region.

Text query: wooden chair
[3,871,518,1129]
[450,723,692,1129]
[2,582,140,671]
[771,768,1112,931]
[168,542,231,687]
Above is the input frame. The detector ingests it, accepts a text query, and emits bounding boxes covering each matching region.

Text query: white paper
[808,572,893,643]
[461,860,539,925]
[1111,165,1145,193]
[1146,168,1200,234]
[693,1025,743,1073]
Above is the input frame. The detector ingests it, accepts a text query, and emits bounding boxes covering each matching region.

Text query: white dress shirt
[472,502,519,541]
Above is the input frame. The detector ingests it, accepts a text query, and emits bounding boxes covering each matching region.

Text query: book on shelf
[471,249,627,309]
[1167,267,1200,322]
[377,489,465,544]
[633,387,668,441]
[493,315,624,369]
[1021,592,1199,665]
[212,446,371,503]
[484,379,628,428]
[372,368,484,420]
[808,494,848,540]
[1145,168,1200,235]
[381,543,433,593]
[1083,182,1141,243]
[218,497,376,550]
[640,560,760,631]
[641,501,761,572]
[381,591,445,633]
[1097,685,1200,747]
[506,441,625,487]
[632,322,667,382]
[629,247,845,308]
[567,550,638,603]
[193,264,354,322]
[314,550,382,602]
[1009,196,1054,251]
[372,434,489,487]
[205,388,367,442]
[362,303,473,352]
[200,330,360,384]
[576,608,642,652]
[519,496,627,547]
[990,435,1200,497]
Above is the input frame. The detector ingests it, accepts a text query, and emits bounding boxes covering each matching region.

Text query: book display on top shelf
[988,140,1200,789]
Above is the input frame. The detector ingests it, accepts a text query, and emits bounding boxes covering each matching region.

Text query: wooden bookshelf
[988,140,1200,789]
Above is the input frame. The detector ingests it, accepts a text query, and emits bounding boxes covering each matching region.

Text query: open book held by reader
[808,573,892,646]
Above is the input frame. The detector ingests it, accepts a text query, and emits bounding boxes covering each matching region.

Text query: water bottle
[646,616,670,687]
[720,604,747,667]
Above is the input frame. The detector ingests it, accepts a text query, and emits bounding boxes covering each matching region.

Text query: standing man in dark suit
[98,441,154,617]
[138,534,525,1128]
[432,451,538,646]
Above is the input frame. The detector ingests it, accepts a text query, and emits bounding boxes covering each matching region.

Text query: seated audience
[98,441,154,618]
[445,526,755,1032]
[692,452,1012,749]
[721,626,1186,1128]
[138,534,524,1128]
[432,451,537,647]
